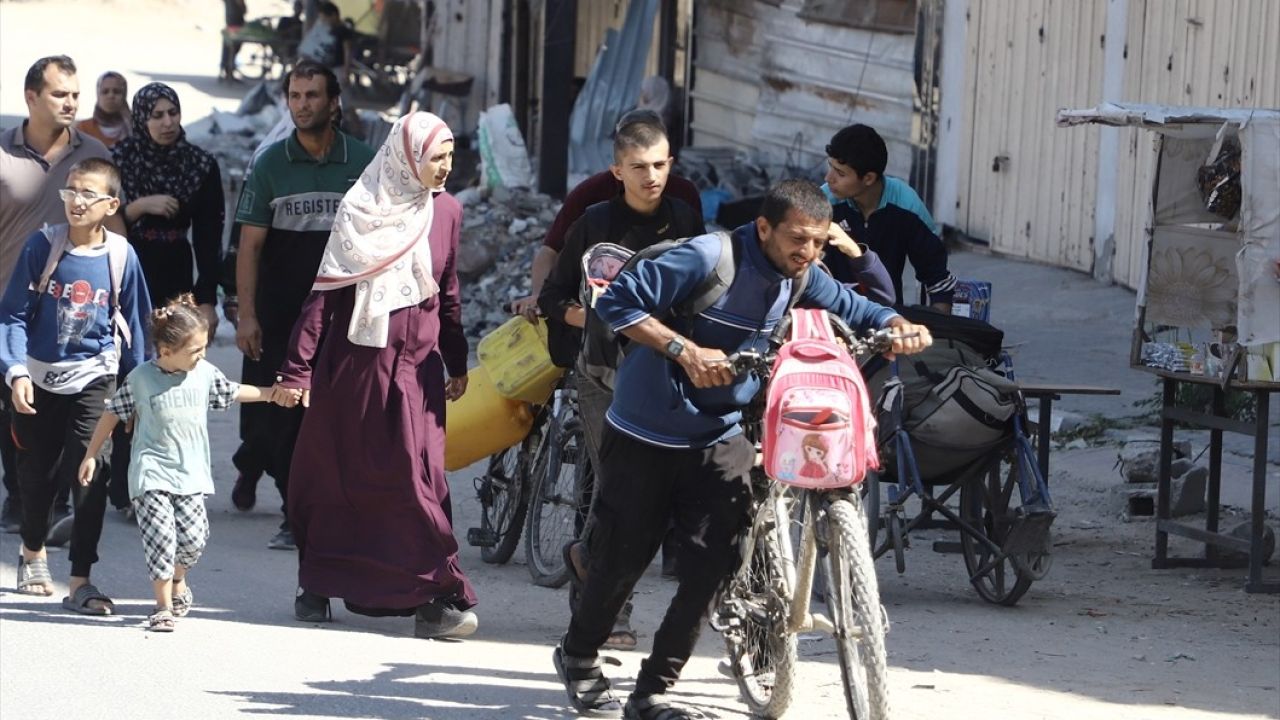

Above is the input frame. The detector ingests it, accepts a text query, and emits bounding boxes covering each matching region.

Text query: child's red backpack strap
[788,307,837,343]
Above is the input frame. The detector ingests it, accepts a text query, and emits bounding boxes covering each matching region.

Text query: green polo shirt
[235,129,374,336]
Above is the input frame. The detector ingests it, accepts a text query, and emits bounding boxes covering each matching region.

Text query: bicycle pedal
[467,527,497,548]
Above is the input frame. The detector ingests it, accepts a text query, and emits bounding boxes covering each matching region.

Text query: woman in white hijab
[275,111,478,639]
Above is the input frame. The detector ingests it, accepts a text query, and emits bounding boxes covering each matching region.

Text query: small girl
[79,295,282,631]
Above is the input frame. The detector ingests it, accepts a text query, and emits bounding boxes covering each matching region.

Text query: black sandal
[623,694,703,720]
[553,639,623,718]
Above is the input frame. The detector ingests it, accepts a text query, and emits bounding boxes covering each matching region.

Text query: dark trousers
[1,395,18,499]
[564,425,754,696]
[107,368,133,510]
[13,376,114,577]
[2,395,72,511]
[234,338,303,519]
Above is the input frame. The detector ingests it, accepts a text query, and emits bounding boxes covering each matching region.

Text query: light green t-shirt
[106,359,239,499]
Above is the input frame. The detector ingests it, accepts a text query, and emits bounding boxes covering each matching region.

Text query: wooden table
[1018,383,1121,481]
[1136,367,1279,594]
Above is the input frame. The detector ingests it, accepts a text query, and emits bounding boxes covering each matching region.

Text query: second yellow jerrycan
[477,315,564,404]
[444,365,533,471]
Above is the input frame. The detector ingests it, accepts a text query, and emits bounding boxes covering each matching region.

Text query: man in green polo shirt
[231,60,375,550]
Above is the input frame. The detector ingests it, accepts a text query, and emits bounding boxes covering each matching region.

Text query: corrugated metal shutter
[950,0,1279,287]
[952,0,1107,272]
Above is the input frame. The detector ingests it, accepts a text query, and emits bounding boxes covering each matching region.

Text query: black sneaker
[267,527,296,551]
[414,599,478,639]
[294,588,332,623]
[231,471,261,511]
[1,496,21,533]
[45,506,73,547]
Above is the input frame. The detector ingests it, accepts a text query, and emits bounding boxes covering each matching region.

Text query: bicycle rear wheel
[476,436,531,565]
[822,493,890,720]
[525,418,585,588]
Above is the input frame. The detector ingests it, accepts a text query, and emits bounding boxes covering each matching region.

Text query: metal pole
[538,0,576,197]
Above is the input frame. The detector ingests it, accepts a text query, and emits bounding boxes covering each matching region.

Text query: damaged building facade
[338,0,1277,290]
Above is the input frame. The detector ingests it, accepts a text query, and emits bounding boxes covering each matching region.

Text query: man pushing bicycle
[553,179,931,720]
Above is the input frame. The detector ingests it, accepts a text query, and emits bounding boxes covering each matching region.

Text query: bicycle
[523,371,592,588]
[712,318,900,719]
[468,370,591,585]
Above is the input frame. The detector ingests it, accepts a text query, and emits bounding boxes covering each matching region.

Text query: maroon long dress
[277,192,476,612]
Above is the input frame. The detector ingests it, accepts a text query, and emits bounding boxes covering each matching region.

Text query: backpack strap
[104,231,132,349]
[788,307,837,343]
[676,231,735,317]
[31,224,70,297]
[785,265,810,313]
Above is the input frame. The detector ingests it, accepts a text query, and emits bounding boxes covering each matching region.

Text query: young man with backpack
[552,179,931,719]
[822,123,956,311]
[509,109,703,321]
[538,116,704,650]
[0,157,151,612]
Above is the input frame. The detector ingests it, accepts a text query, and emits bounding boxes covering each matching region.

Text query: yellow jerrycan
[444,365,533,471]
[477,315,564,404]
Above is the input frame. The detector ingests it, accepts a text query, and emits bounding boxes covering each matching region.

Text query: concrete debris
[1123,461,1208,518]
[457,187,562,341]
[1117,438,1191,484]
[1169,463,1207,516]
[1219,521,1277,568]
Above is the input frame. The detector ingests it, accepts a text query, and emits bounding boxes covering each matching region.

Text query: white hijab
[312,112,454,348]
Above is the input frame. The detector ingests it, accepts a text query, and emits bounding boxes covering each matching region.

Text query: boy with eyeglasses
[0,157,150,613]
[0,55,119,535]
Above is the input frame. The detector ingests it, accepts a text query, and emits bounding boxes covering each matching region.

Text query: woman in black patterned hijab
[111,82,224,330]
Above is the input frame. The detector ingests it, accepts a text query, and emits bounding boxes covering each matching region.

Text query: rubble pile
[455,186,562,341]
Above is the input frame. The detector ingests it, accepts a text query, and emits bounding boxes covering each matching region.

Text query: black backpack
[579,231,811,390]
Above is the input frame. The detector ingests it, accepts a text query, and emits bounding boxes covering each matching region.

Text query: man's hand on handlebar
[885,317,932,358]
[677,342,736,388]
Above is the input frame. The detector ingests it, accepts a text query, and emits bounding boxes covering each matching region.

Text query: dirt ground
[0,2,1277,719]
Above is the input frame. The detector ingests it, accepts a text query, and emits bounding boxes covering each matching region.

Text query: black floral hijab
[111,82,214,205]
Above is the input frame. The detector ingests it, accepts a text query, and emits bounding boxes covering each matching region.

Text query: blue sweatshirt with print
[595,223,900,449]
[0,228,151,393]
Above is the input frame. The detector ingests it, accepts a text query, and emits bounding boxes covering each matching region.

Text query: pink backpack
[762,308,879,489]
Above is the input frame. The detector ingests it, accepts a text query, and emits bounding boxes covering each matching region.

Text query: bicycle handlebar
[724,328,917,377]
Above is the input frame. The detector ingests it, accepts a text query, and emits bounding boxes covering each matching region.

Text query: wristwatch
[665,335,686,359]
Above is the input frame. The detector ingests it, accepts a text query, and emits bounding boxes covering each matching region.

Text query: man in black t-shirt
[538,118,704,651]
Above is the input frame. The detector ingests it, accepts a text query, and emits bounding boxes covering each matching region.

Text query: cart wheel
[1012,533,1054,581]
[886,511,906,574]
[958,457,1034,606]
[862,472,882,549]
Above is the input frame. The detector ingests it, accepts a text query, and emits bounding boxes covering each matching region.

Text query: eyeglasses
[58,188,114,204]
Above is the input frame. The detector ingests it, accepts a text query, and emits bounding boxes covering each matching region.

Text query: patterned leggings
[133,491,210,581]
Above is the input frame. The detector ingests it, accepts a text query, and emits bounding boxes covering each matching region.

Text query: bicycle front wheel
[823,493,891,720]
[524,417,584,588]
[722,503,797,717]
